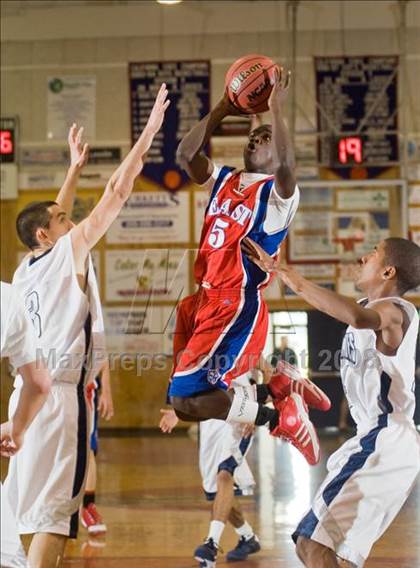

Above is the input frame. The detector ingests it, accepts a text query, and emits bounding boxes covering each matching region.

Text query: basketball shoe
[194,538,219,568]
[80,503,107,535]
[226,535,261,562]
[270,393,320,465]
[268,361,331,411]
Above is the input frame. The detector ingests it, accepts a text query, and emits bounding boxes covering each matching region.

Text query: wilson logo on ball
[230,63,264,94]
[225,54,278,114]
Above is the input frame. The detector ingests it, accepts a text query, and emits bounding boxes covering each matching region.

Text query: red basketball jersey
[194,165,299,290]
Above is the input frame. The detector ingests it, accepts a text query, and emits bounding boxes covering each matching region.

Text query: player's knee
[217,468,234,485]
[295,536,311,561]
[296,536,327,563]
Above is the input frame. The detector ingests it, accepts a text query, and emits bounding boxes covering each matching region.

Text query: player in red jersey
[169,69,330,465]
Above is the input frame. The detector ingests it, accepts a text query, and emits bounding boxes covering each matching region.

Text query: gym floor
[63,430,420,567]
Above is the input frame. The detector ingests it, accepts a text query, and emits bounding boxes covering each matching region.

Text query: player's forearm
[109,124,157,197]
[270,105,296,198]
[99,358,112,392]
[56,164,83,216]
[12,362,51,437]
[278,269,379,329]
[177,102,227,167]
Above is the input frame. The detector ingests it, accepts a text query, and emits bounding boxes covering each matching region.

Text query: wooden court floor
[61,430,420,567]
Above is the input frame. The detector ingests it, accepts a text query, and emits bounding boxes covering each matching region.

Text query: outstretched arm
[71,83,170,261]
[268,68,296,199]
[55,124,90,216]
[242,238,403,333]
[176,94,240,184]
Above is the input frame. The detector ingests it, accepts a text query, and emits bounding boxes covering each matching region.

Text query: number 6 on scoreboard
[208,218,229,249]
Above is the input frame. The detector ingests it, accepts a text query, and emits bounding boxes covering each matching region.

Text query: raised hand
[68,123,89,169]
[146,83,171,134]
[268,66,291,109]
[242,237,280,273]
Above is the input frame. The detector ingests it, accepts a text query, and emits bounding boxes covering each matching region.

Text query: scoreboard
[315,56,398,177]
[0,117,17,163]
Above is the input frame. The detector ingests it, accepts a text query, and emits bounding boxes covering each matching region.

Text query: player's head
[355,238,420,295]
[243,124,273,173]
[16,201,74,250]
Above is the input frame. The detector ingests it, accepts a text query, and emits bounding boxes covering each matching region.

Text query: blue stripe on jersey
[378,371,394,414]
[204,166,236,215]
[169,292,260,396]
[292,414,388,545]
[243,179,289,288]
[292,509,319,543]
[69,312,91,538]
[322,414,388,507]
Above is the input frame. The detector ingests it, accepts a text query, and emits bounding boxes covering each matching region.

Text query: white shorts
[293,416,420,567]
[3,382,91,538]
[199,419,255,500]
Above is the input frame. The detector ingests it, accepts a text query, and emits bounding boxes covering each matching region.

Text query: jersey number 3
[208,218,229,249]
[26,291,42,338]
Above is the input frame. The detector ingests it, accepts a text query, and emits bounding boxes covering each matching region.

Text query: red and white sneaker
[80,503,107,535]
[268,361,331,412]
[270,393,320,465]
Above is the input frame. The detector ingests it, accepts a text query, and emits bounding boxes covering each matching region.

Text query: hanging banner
[315,56,398,178]
[129,60,210,190]
[47,76,96,141]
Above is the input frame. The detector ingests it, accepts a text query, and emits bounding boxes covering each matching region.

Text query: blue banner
[129,60,210,191]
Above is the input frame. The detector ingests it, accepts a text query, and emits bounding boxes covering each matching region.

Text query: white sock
[226,389,259,424]
[235,521,255,541]
[208,520,225,545]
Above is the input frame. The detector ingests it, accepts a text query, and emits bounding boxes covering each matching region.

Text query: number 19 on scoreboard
[338,136,363,164]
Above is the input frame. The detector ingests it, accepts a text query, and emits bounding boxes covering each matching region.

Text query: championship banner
[129,60,210,191]
[315,56,398,179]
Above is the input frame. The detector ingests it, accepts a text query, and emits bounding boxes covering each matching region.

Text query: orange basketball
[225,54,278,114]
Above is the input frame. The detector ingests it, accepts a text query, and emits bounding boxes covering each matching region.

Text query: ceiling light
[156,0,183,5]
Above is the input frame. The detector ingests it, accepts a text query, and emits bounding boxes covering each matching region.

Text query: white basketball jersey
[1,281,38,371]
[341,296,419,428]
[12,231,106,386]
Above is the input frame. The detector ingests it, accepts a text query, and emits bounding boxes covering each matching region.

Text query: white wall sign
[47,76,96,140]
[106,191,190,244]
[0,164,18,199]
[194,189,208,243]
[336,189,389,211]
[105,248,190,302]
[103,306,166,355]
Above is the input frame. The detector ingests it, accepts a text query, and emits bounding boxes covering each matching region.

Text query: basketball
[225,54,278,114]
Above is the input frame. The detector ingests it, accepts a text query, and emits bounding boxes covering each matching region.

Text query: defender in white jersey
[4,86,169,568]
[1,281,51,568]
[244,237,420,568]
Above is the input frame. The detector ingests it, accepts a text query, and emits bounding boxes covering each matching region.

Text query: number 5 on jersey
[208,218,229,249]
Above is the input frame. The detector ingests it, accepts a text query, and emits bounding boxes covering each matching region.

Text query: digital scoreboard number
[337,137,363,165]
[0,118,17,163]
[316,57,398,177]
